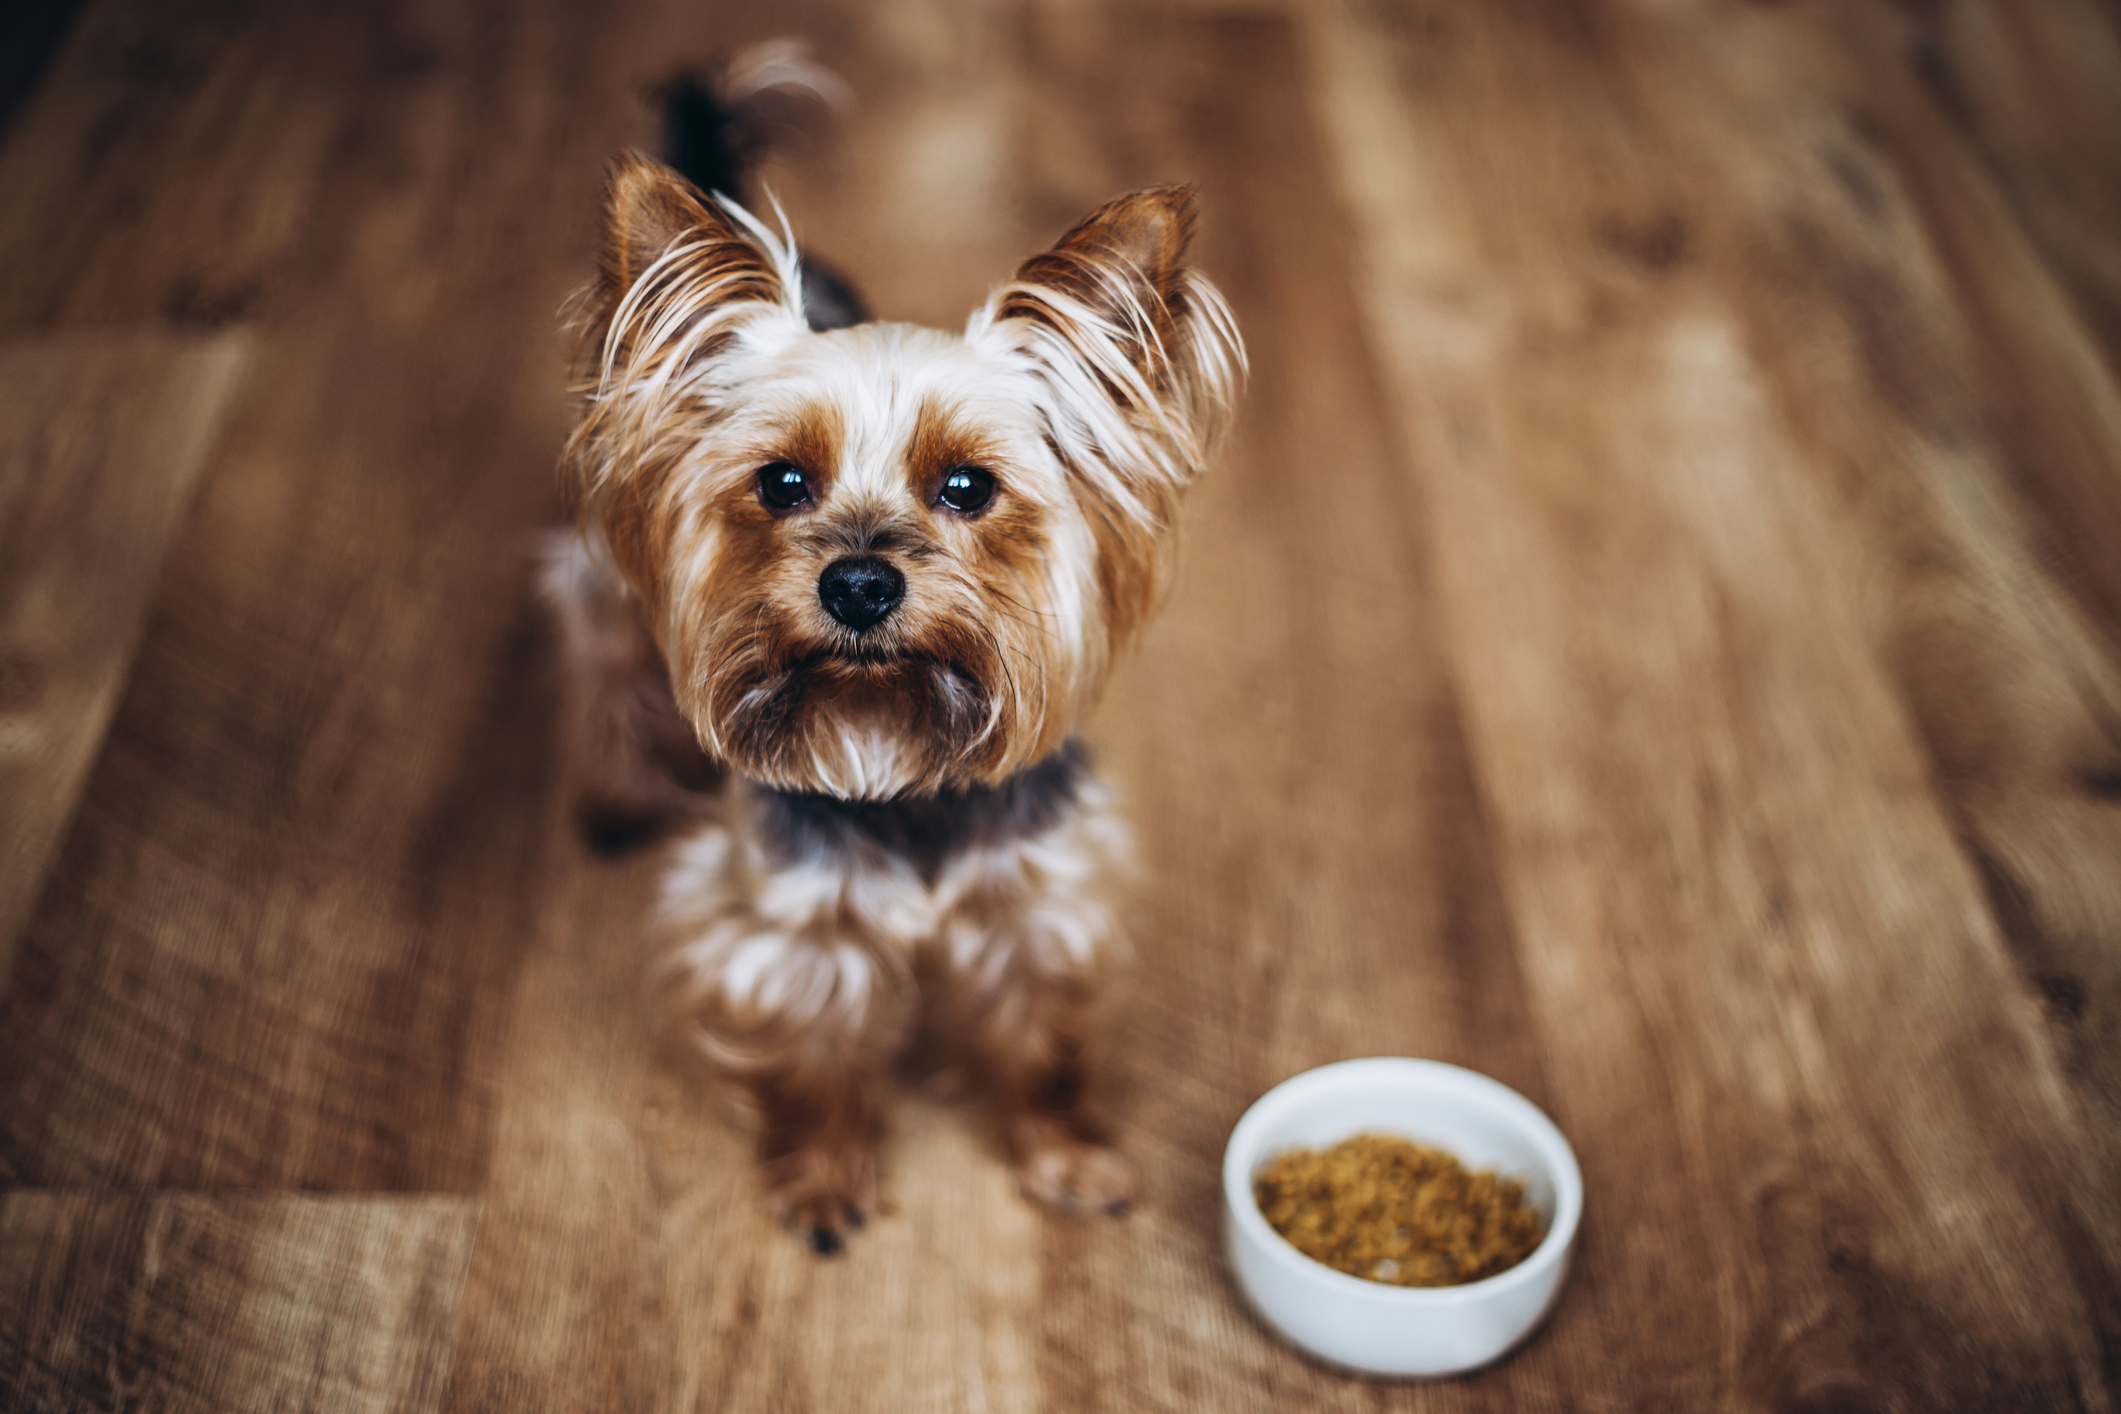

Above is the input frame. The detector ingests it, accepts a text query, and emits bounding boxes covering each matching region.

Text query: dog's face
[565,156,1243,797]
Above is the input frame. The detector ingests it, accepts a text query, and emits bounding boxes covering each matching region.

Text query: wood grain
[0,331,249,976]
[0,1191,475,1414]
[1306,4,2121,1405]
[1,0,2116,1409]
[0,0,629,1192]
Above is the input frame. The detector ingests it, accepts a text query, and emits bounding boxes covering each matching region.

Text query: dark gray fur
[753,739,1088,884]
[659,71,870,333]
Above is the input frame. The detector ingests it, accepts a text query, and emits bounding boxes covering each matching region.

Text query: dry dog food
[1253,1133,1545,1287]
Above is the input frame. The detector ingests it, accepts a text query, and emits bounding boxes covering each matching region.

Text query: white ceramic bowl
[1222,1057,1582,1378]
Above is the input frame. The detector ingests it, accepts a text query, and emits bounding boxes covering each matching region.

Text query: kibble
[1253,1133,1545,1287]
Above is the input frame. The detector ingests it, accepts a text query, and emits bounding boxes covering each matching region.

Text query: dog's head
[563,155,1244,798]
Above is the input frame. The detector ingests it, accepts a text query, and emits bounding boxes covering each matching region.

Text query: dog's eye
[936,466,995,515]
[756,462,812,512]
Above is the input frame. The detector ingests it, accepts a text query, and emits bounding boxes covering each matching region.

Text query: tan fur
[540,534,721,849]
[546,156,1243,1248]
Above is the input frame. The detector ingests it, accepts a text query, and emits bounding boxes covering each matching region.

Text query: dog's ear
[982,183,1242,479]
[596,153,780,298]
[974,184,1244,651]
[994,185,1200,390]
[562,155,804,610]
[600,151,717,294]
[576,152,792,361]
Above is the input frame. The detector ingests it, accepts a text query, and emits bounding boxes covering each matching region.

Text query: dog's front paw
[1013,1125,1138,1216]
[765,1143,877,1255]
[782,1192,868,1255]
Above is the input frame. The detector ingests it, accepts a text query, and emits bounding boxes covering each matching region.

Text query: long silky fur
[548,161,1243,1246]
[970,193,1245,650]
[560,191,809,625]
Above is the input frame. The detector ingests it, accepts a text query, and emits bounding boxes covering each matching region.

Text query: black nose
[817,556,905,631]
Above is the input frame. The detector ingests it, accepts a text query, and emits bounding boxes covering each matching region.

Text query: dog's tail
[659,41,867,331]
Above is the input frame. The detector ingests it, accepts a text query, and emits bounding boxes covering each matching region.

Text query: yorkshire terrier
[543,71,1244,1252]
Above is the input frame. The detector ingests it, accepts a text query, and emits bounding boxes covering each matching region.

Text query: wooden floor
[4,0,2120,1408]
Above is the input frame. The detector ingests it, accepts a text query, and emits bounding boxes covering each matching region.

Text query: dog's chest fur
[754,740,1087,887]
[656,738,1119,986]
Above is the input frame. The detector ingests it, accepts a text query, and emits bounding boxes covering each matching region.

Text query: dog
[542,77,1244,1252]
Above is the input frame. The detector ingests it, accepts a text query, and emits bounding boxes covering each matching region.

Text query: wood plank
[0,0,638,1190]
[0,331,249,979]
[1835,2,2121,664]
[0,1,362,330]
[1901,0,2121,383]
[0,1191,475,1414]
[1610,0,2121,1210]
[0,0,88,143]
[436,854,670,1414]
[1303,2,2119,1406]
